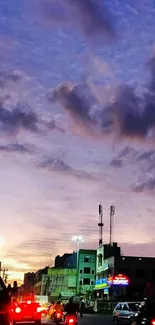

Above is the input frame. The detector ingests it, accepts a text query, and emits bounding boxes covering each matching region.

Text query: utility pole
[110,205,115,245]
[98,204,104,246]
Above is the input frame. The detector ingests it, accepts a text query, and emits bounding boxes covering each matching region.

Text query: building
[34,267,49,295]
[23,272,36,296]
[48,267,76,300]
[67,249,96,296]
[78,249,96,296]
[95,242,155,299]
[33,249,96,300]
[55,254,73,268]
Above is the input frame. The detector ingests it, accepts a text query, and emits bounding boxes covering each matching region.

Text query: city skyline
[0,0,155,284]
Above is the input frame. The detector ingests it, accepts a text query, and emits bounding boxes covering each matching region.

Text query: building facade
[95,242,155,299]
[48,267,76,300]
[77,249,96,296]
[34,267,49,296]
[55,254,73,268]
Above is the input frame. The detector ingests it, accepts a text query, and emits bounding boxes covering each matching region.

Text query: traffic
[1,274,155,325]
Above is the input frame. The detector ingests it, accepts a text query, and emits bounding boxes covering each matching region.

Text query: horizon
[0,0,155,284]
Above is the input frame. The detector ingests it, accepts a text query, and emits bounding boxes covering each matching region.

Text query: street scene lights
[72,235,84,296]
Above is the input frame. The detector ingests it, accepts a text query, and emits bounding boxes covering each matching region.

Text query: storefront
[94,274,129,298]
[94,278,110,298]
[108,274,129,297]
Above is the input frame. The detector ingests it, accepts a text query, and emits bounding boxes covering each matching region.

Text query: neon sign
[112,274,129,286]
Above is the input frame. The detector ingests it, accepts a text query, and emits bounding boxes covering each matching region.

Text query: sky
[0,0,155,284]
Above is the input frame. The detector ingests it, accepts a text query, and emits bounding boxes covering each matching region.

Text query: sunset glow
[0,0,155,284]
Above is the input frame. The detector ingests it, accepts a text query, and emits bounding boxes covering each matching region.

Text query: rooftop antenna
[98,204,104,246]
[110,205,115,245]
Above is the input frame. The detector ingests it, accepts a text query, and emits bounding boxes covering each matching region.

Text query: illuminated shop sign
[112,274,129,286]
[95,278,108,288]
[104,288,109,294]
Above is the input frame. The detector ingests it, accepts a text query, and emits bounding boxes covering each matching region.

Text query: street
[10,314,113,325]
[41,314,113,325]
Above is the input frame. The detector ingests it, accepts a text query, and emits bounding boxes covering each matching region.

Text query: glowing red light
[68,319,74,324]
[112,274,129,285]
[151,320,155,325]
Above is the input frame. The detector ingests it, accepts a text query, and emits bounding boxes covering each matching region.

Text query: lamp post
[72,235,84,297]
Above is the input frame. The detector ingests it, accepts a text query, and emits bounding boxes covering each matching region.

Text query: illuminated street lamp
[72,235,84,296]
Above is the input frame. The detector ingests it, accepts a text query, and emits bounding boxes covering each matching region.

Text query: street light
[72,235,84,297]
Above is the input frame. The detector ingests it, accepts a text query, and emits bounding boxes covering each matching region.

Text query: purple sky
[0,0,155,283]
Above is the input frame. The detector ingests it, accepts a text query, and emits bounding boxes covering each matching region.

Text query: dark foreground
[42,314,113,325]
[10,314,113,325]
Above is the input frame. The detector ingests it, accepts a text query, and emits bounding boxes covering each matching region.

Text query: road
[10,314,113,325]
[41,314,113,325]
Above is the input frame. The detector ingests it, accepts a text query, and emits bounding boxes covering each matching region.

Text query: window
[98,254,102,267]
[92,270,95,274]
[83,278,90,285]
[79,280,82,285]
[84,256,91,263]
[128,303,140,311]
[84,267,90,274]
[123,304,128,311]
[115,304,121,310]
[91,281,94,285]
[80,270,82,274]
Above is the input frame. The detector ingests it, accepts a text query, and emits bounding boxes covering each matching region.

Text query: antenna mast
[98,204,104,246]
[110,205,115,245]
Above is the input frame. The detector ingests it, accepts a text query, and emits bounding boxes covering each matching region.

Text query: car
[12,300,42,325]
[113,302,141,324]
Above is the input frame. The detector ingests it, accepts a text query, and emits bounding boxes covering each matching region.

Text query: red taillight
[57,313,61,316]
[151,320,155,325]
[68,318,76,324]
[15,307,21,313]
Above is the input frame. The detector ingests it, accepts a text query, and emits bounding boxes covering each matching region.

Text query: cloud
[0,105,38,135]
[36,0,114,42]
[0,70,22,88]
[49,54,155,143]
[67,0,114,39]
[47,120,65,133]
[132,177,155,193]
[0,143,32,154]
[110,158,123,168]
[99,84,155,139]
[117,147,155,172]
[39,157,97,181]
[49,82,99,136]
